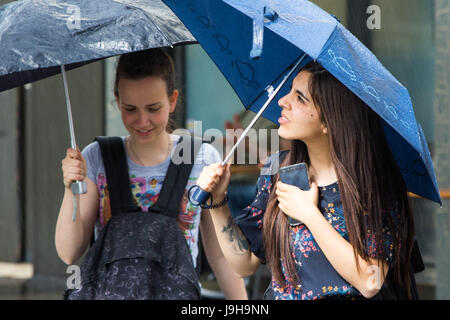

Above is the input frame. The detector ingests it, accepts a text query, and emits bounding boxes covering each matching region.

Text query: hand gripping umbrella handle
[61,65,87,221]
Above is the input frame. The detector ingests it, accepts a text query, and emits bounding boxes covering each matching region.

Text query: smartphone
[279,162,310,226]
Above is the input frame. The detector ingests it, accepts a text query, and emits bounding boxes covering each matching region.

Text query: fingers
[197,163,224,192]
[224,162,232,175]
[66,147,81,159]
[276,181,291,193]
[62,148,86,187]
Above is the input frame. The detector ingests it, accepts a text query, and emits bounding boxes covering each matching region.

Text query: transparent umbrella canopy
[0,0,197,220]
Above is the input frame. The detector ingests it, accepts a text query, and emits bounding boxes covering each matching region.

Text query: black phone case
[279,162,310,226]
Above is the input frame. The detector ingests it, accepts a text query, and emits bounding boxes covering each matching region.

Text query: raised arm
[196,163,261,277]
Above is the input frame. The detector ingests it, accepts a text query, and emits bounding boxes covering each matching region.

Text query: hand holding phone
[279,162,310,226]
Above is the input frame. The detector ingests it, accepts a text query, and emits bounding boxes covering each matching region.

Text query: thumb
[310,181,318,190]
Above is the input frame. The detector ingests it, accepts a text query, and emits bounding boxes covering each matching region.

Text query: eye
[122,106,136,112]
[146,106,161,113]
[297,95,305,104]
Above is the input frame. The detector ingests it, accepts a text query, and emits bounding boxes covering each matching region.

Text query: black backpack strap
[151,135,203,218]
[95,136,139,215]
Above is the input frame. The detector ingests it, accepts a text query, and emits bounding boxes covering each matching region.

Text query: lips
[278,112,289,124]
[134,128,153,136]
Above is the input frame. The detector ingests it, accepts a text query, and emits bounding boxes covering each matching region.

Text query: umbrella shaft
[61,65,77,149]
[221,54,307,166]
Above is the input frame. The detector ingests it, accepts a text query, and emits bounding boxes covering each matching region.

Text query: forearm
[55,189,90,264]
[305,209,386,298]
[208,255,248,300]
[209,202,260,277]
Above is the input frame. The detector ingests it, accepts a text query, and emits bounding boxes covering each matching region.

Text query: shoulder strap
[151,135,203,218]
[95,136,139,215]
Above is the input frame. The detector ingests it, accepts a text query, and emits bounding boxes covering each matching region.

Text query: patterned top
[234,153,395,300]
[82,134,222,266]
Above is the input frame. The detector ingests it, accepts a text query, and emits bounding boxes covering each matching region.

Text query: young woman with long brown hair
[196,60,416,300]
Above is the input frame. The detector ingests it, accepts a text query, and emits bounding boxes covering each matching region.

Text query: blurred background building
[0,0,448,299]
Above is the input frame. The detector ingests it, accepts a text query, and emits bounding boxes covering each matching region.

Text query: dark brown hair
[114,48,177,132]
[263,61,415,297]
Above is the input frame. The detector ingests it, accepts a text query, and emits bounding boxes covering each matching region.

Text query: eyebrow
[122,102,162,108]
[290,83,310,102]
[294,87,310,102]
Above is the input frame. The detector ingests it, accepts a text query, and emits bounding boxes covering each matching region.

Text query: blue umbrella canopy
[0,0,196,92]
[163,0,440,204]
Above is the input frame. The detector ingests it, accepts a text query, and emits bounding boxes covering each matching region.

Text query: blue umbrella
[0,0,196,219]
[163,0,441,205]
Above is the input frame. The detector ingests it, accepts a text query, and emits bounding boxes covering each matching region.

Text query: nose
[278,93,290,110]
[136,110,151,127]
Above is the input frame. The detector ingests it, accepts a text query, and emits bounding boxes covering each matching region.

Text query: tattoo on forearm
[222,217,249,255]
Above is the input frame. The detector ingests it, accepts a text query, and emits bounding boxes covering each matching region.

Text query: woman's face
[116,76,178,143]
[277,71,327,142]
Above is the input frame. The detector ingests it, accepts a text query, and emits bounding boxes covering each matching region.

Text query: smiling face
[277,71,327,143]
[116,76,178,144]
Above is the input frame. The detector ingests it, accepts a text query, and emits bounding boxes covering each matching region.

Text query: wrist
[212,193,227,204]
[303,206,322,227]
[203,193,228,210]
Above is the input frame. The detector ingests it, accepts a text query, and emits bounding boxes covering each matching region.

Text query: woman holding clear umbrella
[196,60,417,300]
[55,49,247,300]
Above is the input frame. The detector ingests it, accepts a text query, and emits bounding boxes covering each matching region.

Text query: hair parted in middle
[263,60,414,297]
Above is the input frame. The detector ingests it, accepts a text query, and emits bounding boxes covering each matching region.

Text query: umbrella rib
[245,55,307,112]
[222,53,308,166]
[139,10,172,48]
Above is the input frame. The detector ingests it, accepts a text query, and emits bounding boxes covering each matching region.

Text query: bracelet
[201,194,228,209]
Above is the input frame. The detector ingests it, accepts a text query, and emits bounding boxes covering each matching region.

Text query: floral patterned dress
[234,153,395,300]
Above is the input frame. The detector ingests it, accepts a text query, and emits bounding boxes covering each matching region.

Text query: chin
[278,127,296,141]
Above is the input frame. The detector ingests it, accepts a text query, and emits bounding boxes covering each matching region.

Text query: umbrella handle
[61,65,87,221]
[71,181,87,222]
[61,65,87,197]
[188,185,213,208]
[71,181,87,195]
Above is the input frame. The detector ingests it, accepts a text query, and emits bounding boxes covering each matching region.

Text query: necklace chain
[127,135,172,166]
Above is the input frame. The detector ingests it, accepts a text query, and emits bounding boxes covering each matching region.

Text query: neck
[304,136,337,186]
[127,131,172,166]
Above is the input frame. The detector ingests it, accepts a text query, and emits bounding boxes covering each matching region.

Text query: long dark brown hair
[114,48,177,132]
[263,61,415,297]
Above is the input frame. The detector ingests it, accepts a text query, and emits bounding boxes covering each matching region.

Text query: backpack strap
[151,135,203,219]
[95,135,203,219]
[95,136,139,215]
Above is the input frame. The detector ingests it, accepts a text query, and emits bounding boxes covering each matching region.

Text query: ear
[169,89,179,113]
[322,125,328,135]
